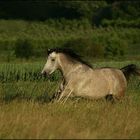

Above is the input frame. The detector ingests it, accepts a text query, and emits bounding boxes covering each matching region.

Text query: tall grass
[0,62,61,82]
[0,95,140,139]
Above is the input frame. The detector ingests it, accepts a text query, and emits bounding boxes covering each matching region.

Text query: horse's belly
[74,78,109,99]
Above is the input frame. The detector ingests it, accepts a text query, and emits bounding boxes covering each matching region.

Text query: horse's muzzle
[41,71,47,76]
[41,71,50,78]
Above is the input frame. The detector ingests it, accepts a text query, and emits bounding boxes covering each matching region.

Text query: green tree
[14,39,33,59]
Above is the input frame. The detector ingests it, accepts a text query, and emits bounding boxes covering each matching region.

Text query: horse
[41,48,140,103]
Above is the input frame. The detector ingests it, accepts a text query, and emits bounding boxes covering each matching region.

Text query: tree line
[0,1,139,26]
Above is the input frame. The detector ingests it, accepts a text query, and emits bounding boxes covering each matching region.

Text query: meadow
[0,1,140,138]
[0,19,140,139]
[0,61,140,139]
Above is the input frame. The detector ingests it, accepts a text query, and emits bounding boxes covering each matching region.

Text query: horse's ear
[47,48,51,55]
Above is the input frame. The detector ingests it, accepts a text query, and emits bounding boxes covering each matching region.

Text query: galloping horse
[41,48,140,103]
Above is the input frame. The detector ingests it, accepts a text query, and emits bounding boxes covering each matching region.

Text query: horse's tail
[120,64,140,81]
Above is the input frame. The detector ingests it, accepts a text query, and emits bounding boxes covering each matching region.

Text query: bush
[104,36,128,58]
[14,39,33,59]
[63,38,105,58]
[62,35,128,59]
[101,19,140,28]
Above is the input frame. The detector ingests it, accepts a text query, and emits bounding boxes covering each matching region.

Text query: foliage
[93,1,140,26]
[0,1,139,26]
[0,1,107,22]
[0,20,140,61]
[101,18,140,28]
[14,38,33,59]
[103,35,128,58]
[63,38,105,58]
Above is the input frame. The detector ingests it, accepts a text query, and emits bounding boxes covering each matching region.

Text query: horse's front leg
[57,82,73,104]
[58,88,73,104]
[50,80,65,102]
[57,87,68,102]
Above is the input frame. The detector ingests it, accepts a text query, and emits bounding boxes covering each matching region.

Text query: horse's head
[41,49,60,76]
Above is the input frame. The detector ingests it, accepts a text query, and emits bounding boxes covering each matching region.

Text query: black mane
[47,48,93,68]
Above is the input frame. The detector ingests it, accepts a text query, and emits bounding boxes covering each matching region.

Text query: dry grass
[0,94,140,139]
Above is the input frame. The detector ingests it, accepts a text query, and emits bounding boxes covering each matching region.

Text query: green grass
[0,62,61,82]
[0,61,140,139]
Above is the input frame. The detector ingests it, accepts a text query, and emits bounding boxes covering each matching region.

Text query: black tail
[121,64,140,81]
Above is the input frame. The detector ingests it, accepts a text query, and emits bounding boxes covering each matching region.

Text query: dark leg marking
[105,94,115,103]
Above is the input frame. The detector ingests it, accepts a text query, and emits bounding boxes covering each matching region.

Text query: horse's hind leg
[105,94,115,103]
[106,89,125,103]
[114,87,126,101]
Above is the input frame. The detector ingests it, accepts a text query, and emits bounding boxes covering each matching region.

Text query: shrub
[63,38,104,58]
[104,36,128,59]
[14,38,33,59]
[101,19,140,28]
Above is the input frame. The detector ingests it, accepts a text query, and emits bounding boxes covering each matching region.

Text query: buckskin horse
[41,48,140,103]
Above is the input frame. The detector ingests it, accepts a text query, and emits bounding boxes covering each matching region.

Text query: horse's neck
[58,54,81,80]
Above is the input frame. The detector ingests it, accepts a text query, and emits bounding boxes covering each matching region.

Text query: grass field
[0,61,140,139]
